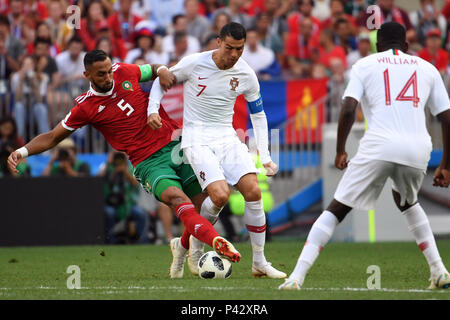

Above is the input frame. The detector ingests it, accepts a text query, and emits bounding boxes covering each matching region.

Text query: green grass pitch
[0,239,449,300]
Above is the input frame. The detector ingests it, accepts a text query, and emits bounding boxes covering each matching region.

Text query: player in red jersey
[7,50,241,278]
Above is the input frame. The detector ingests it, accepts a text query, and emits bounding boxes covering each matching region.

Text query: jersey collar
[89,81,115,96]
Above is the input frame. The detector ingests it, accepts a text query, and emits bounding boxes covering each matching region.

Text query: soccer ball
[198,251,232,279]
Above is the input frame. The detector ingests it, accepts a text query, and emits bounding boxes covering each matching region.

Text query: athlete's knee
[392,189,416,212]
[326,199,352,223]
[209,189,230,208]
[160,186,191,210]
[241,183,261,202]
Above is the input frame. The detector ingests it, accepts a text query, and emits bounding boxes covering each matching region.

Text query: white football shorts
[182,137,258,190]
[334,159,425,211]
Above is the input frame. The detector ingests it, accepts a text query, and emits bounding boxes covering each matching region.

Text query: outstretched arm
[433,109,450,188]
[335,97,358,170]
[7,123,72,173]
[138,64,175,91]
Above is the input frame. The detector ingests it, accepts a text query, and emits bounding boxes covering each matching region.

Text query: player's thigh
[334,159,393,211]
[133,142,182,201]
[219,140,258,187]
[183,144,226,191]
[391,164,425,208]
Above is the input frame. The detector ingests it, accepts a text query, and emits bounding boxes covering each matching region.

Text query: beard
[92,80,113,93]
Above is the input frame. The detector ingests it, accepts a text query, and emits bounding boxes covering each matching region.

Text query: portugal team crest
[122,81,133,91]
[230,77,239,91]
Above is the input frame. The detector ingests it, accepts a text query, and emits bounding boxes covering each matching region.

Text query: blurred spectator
[11,55,49,139]
[113,0,151,20]
[26,21,60,57]
[357,0,416,43]
[263,0,289,41]
[0,38,13,115]
[334,17,357,53]
[107,0,143,49]
[326,57,347,121]
[99,151,148,244]
[23,0,48,22]
[8,0,25,39]
[185,0,211,42]
[346,32,371,68]
[0,116,30,177]
[287,0,322,37]
[255,11,284,64]
[242,27,281,79]
[409,0,447,46]
[149,34,170,65]
[42,137,90,177]
[45,0,73,51]
[169,31,190,62]
[210,11,231,34]
[312,0,331,21]
[285,16,318,77]
[55,35,88,121]
[97,19,128,61]
[96,37,121,64]
[157,202,176,243]
[32,37,61,124]
[78,0,106,52]
[148,0,185,34]
[162,14,201,57]
[198,0,222,20]
[0,14,24,71]
[125,27,153,64]
[321,0,357,31]
[201,32,219,51]
[211,0,254,29]
[317,28,347,71]
[418,28,449,77]
[344,0,376,18]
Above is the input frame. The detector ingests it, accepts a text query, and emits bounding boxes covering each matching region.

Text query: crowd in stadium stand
[0,0,450,167]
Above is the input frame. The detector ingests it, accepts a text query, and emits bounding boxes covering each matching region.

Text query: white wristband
[17,146,29,158]
[156,65,168,75]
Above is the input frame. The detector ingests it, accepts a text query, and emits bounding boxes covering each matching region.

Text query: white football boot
[187,235,204,275]
[428,272,450,289]
[169,237,187,279]
[278,278,302,290]
[252,262,287,278]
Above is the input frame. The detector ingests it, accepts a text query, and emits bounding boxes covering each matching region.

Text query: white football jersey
[344,49,450,170]
[168,50,260,148]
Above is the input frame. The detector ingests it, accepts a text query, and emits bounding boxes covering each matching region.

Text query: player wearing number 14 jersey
[279,22,450,291]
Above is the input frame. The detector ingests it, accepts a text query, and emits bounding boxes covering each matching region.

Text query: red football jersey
[62,63,181,166]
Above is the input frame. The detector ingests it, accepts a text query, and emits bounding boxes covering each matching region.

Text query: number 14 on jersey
[383,69,420,107]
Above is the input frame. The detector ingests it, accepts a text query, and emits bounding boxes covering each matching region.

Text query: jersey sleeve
[244,69,261,103]
[343,63,364,102]
[61,104,89,131]
[168,53,201,83]
[116,63,142,82]
[427,68,450,116]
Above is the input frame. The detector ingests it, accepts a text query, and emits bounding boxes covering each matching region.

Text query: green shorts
[133,140,202,201]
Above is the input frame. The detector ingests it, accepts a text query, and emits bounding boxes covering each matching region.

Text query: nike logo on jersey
[98,105,106,113]
[198,77,207,80]
[194,224,203,235]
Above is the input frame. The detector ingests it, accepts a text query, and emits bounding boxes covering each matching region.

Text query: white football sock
[290,210,339,284]
[190,196,222,251]
[244,200,267,266]
[402,203,447,276]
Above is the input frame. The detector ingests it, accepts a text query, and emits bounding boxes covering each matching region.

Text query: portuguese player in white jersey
[279,22,450,290]
[148,22,286,279]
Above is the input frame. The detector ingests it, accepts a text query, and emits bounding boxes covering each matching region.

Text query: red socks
[175,203,219,249]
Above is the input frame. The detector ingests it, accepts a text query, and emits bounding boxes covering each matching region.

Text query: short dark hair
[34,37,52,47]
[219,22,246,41]
[0,14,10,27]
[172,14,186,26]
[67,35,83,47]
[377,22,406,46]
[84,49,108,69]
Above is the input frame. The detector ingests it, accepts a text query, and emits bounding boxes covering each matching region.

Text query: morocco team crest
[230,77,239,91]
[122,81,133,91]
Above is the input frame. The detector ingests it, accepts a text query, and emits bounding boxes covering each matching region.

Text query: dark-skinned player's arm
[433,109,450,188]
[137,64,176,91]
[7,122,72,174]
[335,97,358,170]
